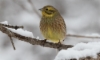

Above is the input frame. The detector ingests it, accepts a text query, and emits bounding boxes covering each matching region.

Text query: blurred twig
[28,0,41,17]
[67,34,100,39]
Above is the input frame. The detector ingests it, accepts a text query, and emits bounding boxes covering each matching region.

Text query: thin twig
[0,24,23,29]
[28,0,41,17]
[9,35,16,50]
[67,34,100,39]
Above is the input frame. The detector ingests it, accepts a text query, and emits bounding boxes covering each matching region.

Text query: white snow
[7,28,34,38]
[36,36,40,39]
[0,21,8,24]
[55,42,100,60]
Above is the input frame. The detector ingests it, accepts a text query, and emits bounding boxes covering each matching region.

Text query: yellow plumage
[39,5,66,43]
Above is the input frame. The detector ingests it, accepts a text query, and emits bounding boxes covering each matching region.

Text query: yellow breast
[42,27,64,43]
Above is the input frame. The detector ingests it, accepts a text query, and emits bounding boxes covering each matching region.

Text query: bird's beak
[39,8,43,11]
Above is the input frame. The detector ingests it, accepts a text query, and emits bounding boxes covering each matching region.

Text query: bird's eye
[46,8,48,10]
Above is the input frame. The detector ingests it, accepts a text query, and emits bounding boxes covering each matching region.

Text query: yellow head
[39,5,58,17]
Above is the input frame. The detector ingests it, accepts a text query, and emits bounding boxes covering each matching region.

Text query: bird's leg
[57,40,62,51]
[58,40,61,44]
[43,39,47,42]
[63,40,64,41]
[42,39,47,46]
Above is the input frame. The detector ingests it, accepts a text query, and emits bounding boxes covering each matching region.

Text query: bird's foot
[42,39,47,46]
[63,39,65,42]
[57,40,62,51]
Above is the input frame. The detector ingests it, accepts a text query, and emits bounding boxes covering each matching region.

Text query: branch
[0,23,73,50]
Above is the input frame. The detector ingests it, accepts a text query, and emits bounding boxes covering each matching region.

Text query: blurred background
[0,0,100,60]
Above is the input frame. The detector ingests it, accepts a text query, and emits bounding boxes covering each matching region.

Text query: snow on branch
[0,21,73,50]
[1,21,100,60]
[55,42,100,60]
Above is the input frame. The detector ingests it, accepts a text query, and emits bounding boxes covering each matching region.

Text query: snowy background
[0,0,100,60]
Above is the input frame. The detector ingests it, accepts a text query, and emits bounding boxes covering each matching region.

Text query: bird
[39,5,66,43]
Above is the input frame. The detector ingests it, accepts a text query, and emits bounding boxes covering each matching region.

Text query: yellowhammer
[39,5,66,43]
